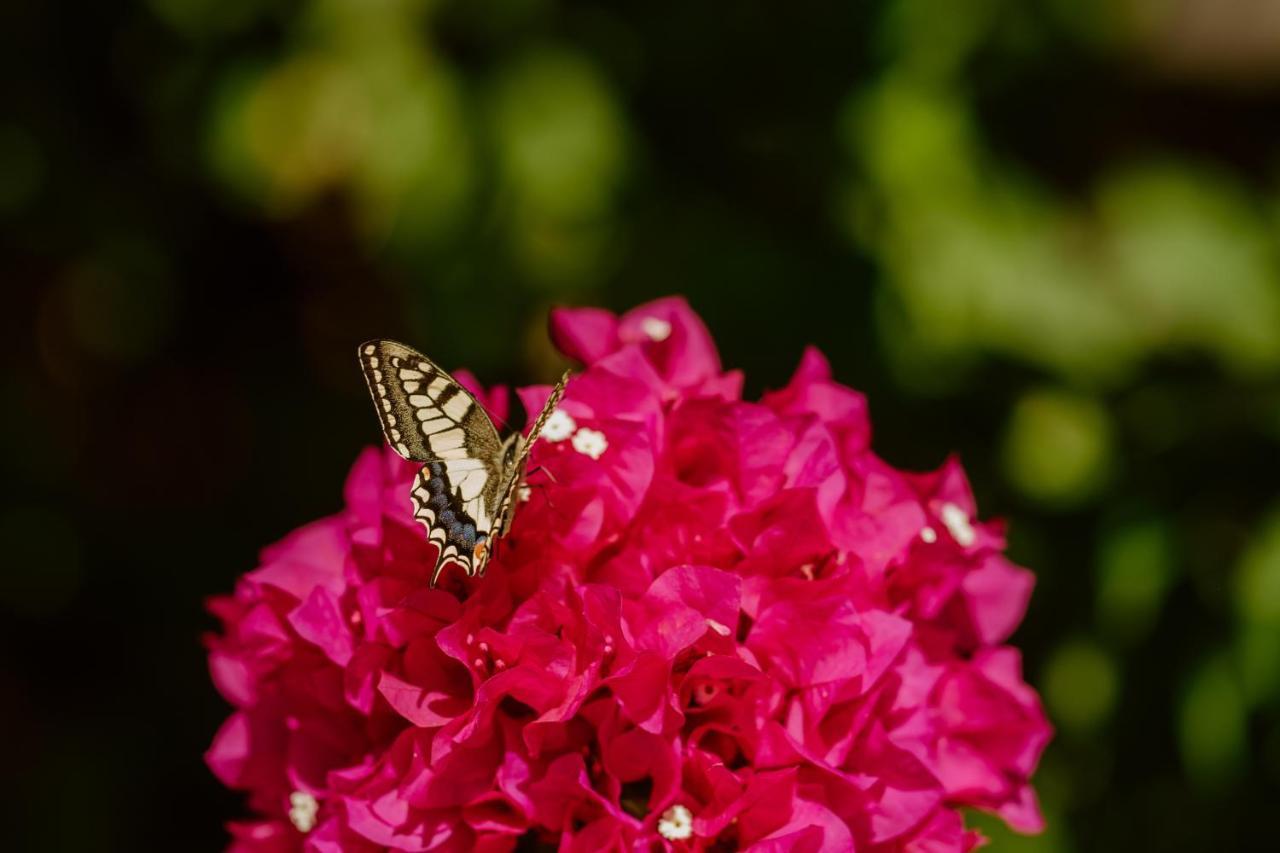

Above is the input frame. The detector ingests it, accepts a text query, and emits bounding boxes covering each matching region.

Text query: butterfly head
[501,433,526,467]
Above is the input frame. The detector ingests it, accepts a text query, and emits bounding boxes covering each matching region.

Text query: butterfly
[358,340,570,587]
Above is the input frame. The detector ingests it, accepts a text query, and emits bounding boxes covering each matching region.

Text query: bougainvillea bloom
[206,298,1051,851]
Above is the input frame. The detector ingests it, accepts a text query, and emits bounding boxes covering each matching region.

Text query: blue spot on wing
[415,463,484,562]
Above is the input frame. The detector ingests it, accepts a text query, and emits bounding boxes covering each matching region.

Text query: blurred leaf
[1099,165,1280,376]
[1096,517,1176,645]
[1178,653,1247,790]
[1234,506,1280,704]
[1236,622,1280,708]
[850,39,1280,387]
[877,0,1000,81]
[212,55,364,214]
[488,48,627,221]
[147,0,269,36]
[487,48,628,286]
[1235,505,1280,627]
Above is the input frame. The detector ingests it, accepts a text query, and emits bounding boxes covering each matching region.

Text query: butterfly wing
[487,370,572,553]
[359,340,507,585]
[409,460,497,586]
[358,339,503,463]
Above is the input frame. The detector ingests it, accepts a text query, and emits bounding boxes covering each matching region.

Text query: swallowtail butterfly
[358,340,569,587]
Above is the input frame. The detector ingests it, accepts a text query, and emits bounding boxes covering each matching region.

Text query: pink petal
[617,296,722,391]
[289,587,354,666]
[549,305,621,365]
[646,565,742,642]
[960,555,1035,646]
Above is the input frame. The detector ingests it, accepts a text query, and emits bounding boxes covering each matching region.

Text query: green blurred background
[3,0,1280,849]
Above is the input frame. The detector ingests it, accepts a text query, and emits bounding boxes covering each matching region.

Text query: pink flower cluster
[206,299,1051,851]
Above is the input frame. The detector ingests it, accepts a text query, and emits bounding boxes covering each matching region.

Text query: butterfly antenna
[482,401,516,434]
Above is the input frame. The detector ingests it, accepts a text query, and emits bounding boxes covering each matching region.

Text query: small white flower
[541,408,576,442]
[288,791,319,833]
[657,804,693,841]
[920,525,938,544]
[517,484,532,503]
[640,316,673,342]
[571,427,608,460]
[939,502,976,547]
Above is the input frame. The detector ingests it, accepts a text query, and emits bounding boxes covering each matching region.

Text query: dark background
[3,0,1280,849]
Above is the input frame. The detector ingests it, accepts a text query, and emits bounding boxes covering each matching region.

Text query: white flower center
[706,618,732,637]
[541,408,576,443]
[919,525,937,544]
[288,791,319,833]
[658,804,693,841]
[640,316,673,342]
[939,503,976,547]
[571,427,608,460]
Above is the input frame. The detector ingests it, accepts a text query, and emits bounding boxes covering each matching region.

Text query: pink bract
[207,298,1051,851]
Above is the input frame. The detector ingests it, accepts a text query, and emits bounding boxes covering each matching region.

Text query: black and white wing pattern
[358,340,502,464]
[358,340,570,587]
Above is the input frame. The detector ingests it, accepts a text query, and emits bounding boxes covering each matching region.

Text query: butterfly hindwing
[409,461,494,586]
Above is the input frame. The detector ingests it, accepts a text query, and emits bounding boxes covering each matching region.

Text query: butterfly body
[358,340,568,586]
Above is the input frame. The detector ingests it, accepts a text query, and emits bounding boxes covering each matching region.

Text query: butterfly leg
[526,464,558,484]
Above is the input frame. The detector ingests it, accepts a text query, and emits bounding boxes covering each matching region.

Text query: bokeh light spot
[1096,518,1176,645]
[1003,388,1114,508]
[1043,638,1119,734]
[1235,506,1280,626]
[1234,507,1280,703]
[488,48,627,222]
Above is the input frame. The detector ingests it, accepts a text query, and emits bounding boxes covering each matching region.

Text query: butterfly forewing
[358,340,502,463]
[490,370,572,545]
